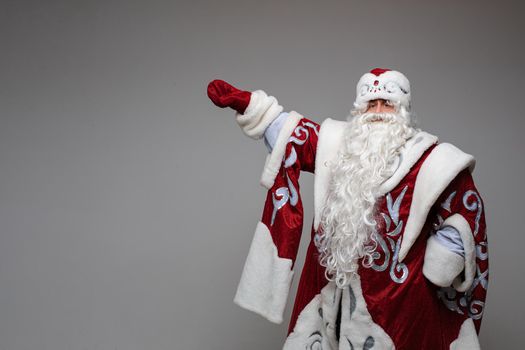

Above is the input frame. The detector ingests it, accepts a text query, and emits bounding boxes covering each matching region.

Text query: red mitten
[207,79,251,114]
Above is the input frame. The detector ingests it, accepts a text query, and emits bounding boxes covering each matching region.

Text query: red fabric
[358,163,488,349]
[260,117,319,265]
[355,145,459,349]
[289,145,487,348]
[370,67,391,76]
[288,226,330,334]
[433,168,489,333]
[257,120,488,348]
[257,118,321,336]
[207,79,251,114]
[287,146,439,338]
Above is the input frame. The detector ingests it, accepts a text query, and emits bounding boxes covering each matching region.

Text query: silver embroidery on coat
[437,188,487,320]
[289,125,309,145]
[369,186,409,283]
[462,190,482,237]
[386,185,407,226]
[270,123,312,226]
[370,235,390,272]
[284,146,297,168]
[302,121,320,136]
[441,190,457,212]
[271,188,289,226]
[476,241,488,260]
[389,237,409,283]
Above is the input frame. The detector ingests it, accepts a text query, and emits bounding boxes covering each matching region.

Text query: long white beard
[317,110,417,288]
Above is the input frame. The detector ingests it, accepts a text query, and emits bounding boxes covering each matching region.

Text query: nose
[374,100,384,113]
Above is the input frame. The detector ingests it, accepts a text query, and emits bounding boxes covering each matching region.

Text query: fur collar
[313,118,439,231]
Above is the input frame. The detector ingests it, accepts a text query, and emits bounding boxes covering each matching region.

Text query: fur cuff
[235,90,283,139]
[444,214,476,292]
[233,222,294,324]
[423,234,464,287]
[260,111,303,189]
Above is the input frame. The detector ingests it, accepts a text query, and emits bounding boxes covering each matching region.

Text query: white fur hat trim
[354,68,411,110]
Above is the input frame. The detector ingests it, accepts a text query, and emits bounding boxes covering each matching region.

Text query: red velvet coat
[233,114,488,350]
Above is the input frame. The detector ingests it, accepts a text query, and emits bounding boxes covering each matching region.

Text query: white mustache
[361,112,397,123]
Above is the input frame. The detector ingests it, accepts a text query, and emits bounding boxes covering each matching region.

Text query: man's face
[365,99,396,116]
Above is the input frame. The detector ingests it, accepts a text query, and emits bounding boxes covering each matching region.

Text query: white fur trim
[260,111,303,189]
[423,234,464,287]
[284,279,394,349]
[233,221,294,324]
[313,118,347,231]
[398,143,476,262]
[378,131,438,195]
[283,294,332,349]
[339,277,395,349]
[355,70,411,110]
[235,90,284,139]
[450,318,480,350]
[283,283,344,349]
[313,123,438,231]
[443,214,477,293]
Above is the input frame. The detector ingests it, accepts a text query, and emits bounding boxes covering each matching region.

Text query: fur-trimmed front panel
[284,280,394,350]
[313,119,439,232]
[233,221,294,324]
[313,118,347,231]
[398,143,475,262]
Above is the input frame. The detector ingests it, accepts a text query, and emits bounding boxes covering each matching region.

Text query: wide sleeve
[233,116,320,324]
[423,168,488,294]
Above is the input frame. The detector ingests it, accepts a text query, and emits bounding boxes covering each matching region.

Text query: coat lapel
[313,120,439,232]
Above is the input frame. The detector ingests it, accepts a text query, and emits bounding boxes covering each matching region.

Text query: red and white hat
[354,68,411,110]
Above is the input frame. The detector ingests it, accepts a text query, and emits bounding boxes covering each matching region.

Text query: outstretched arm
[231,116,320,324]
[207,79,284,140]
[207,79,319,176]
[206,79,320,323]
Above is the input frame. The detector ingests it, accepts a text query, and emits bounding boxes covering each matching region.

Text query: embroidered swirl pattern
[369,185,409,284]
[437,188,488,321]
[270,120,319,226]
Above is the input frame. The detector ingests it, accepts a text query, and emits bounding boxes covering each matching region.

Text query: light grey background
[1,0,524,349]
